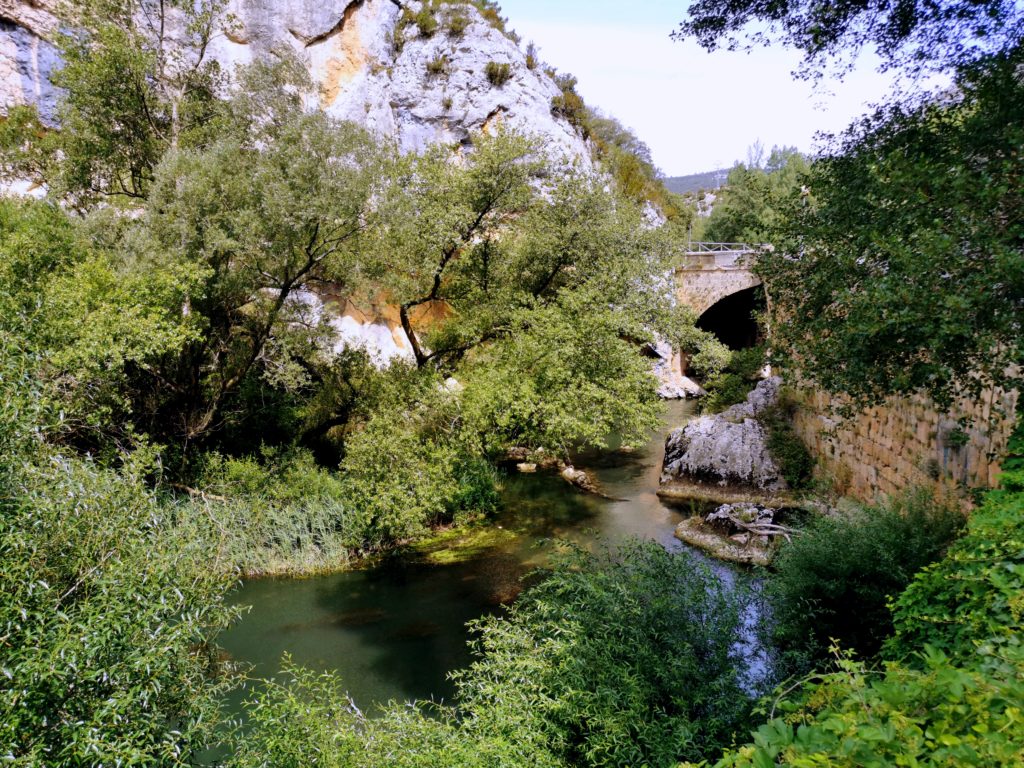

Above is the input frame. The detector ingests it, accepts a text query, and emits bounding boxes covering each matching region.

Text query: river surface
[219,400,753,710]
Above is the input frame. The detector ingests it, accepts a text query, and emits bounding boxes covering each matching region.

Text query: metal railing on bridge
[679,241,764,270]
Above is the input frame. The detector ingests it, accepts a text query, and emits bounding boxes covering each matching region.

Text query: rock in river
[660,377,786,492]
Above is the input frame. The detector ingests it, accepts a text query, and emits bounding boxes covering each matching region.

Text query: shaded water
[219,400,750,710]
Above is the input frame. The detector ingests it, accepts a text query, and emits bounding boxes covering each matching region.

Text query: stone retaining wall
[791,385,1018,503]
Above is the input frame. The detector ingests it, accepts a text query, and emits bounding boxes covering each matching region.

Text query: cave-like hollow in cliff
[696,284,765,350]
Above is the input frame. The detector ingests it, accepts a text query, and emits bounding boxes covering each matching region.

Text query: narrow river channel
[219,399,757,711]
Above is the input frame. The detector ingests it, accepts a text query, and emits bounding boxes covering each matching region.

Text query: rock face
[661,377,785,491]
[0,0,594,352]
[0,0,591,164]
[647,339,706,399]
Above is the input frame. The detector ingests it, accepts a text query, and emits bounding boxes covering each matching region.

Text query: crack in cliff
[291,0,364,48]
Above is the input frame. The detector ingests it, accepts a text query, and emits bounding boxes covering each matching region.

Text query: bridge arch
[675,243,763,315]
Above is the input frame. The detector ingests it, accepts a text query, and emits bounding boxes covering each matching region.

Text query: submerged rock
[660,377,785,491]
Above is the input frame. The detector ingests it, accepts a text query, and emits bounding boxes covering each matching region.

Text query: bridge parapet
[678,242,762,271]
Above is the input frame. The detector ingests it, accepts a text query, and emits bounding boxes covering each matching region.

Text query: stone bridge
[675,242,762,317]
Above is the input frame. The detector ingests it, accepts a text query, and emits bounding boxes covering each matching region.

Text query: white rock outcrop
[660,377,785,491]
[648,339,706,399]
[0,0,591,163]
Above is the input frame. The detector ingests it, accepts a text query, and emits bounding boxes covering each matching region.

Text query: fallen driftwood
[706,507,799,543]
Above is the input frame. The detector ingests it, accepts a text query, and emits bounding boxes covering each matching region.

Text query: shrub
[426,53,449,76]
[447,10,470,36]
[525,41,538,70]
[700,344,766,414]
[415,7,438,37]
[759,401,814,489]
[453,541,755,765]
[551,86,587,130]
[233,541,755,766]
[766,492,964,676]
[886,452,1024,662]
[698,645,1024,768]
[484,60,512,86]
[0,347,235,764]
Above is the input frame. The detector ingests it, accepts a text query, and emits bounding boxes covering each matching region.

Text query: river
[219,399,757,711]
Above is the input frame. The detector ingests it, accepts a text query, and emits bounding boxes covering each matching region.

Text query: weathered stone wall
[674,266,761,316]
[791,385,1018,502]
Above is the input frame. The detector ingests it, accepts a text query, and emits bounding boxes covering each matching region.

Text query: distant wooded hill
[663,169,730,194]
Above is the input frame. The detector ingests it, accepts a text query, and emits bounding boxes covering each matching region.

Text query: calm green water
[219,400,739,710]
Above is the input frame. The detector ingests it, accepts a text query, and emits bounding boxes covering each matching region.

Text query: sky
[497,0,910,176]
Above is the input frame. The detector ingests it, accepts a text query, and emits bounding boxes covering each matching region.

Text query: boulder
[660,377,785,491]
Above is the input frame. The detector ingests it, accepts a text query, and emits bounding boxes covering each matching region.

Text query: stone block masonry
[790,385,1018,503]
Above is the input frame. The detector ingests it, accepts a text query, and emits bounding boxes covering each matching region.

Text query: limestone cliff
[0,0,597,361]
[0,0,591,164]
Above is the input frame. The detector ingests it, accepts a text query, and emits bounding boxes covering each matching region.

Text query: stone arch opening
[696,284,765,349]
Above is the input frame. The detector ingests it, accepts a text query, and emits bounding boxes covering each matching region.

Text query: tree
[111,61,386,450]
[0,338,236,766]
[2,0,228,201]
[675,0,1024,79]
[759,48,1024,406]
[704,146,809,244]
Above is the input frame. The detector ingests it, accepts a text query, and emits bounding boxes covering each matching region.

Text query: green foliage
[1,1,228,201]
[887,476,1024,663]
[484,61,513,86]
[704,146,808,244]
[758,399,813,489]
[426,53,450,76]
[460,291,664,456]
[698,645,1024,768]
[340,406,460,546]
[525,42,539,70]
[447,9,471,36]
[230,541,753,767]
[675,0,1024,79]
[0,339,236,765]
[685,333,732,380]
[550,73,588,130]
[758,49,1024,407]
[706,469,1024,767]
[766,493,964,676]
[415,6,439,37]
[455,541,753,767]
[699,345,765,414]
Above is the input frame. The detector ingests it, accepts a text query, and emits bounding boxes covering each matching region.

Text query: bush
[447,10,470,36]
[699,345,766,414]
[232,541,755,767]
[759,401,814,489]
[426,53,449,76]
[699,645,1024,768]
[701,460,1024,768]
[767,492,964,676]
[187,448,363,574]
[415,7,438,37]
[454,541,754,766]
[484,61,512,86]
[525,41,538,70]
[886,448,1024,662]
[0,346,235,764]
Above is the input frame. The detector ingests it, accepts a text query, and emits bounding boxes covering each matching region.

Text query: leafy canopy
[758,48,1024,406]
[675,0,1024,79]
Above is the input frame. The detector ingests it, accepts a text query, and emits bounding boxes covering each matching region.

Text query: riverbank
[217,400,722,709]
